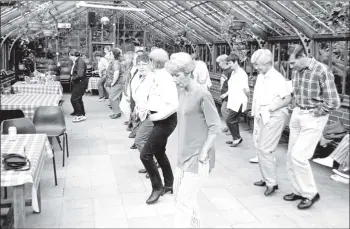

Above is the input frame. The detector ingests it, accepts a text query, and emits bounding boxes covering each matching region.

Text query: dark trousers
[70,78,88,116]
[226,104,243,140]
[140,113,177,190]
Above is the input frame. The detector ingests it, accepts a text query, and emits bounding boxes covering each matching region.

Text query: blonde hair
[165,52,195,75]
[149,48,169,69]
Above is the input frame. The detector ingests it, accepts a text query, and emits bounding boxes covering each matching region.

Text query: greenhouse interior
[0,1,349,228]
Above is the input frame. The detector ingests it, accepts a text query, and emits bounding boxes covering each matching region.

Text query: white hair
[165,52,195,75]
[216,54,228,63]
[251,49,273,65]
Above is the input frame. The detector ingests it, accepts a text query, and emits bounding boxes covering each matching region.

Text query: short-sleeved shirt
[105,60,122,87]
[192,60,212,89]
[251,67,291,117]
[221,68,233,102]
[177,87,222,173]
[227,67,249,112]
[98,57,109,77]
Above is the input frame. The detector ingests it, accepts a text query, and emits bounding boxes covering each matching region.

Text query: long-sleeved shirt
[292,58,341,115]
[98,57,109,77]
[192,60,212,90]
[132,71,154,121]
[147,68,178,118]
[177,87,221,173]
[227,67,249,112]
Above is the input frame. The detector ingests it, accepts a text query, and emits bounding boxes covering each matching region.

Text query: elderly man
[285,44,340,209]
[221,53,249,147]
[250,49,292,196]
[216,54,233,133]
[191,53,212,90]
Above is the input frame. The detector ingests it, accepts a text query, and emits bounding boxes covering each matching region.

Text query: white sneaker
[98,97,104,102]
[312,157,333,167]
[330,174,349,184]
[249,156,259,163]
[72,116,86,122]
[332,169,350,179]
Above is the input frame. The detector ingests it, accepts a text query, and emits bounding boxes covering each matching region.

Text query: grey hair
[165,52,195,76]
[216,54,228,63]
[251,49,273,65]
[149,48,169,69]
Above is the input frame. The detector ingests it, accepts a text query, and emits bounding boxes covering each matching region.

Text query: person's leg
[79,79,88,116]
[173,162,209,228]
[257,111,287,189]
[97,76,106,99]
[134,119,154,152]
[226,105,243,146]
[220,101,229,131]
[109,84,123,115]
[290,112,329,200]
[70,83,82,116]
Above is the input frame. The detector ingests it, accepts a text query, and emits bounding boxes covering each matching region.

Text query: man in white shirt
[251,49,292,196]
[221,53,249,147]
[191,53,212,90]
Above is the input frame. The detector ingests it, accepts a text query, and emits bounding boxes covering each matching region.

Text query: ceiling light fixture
[76,1,145,12]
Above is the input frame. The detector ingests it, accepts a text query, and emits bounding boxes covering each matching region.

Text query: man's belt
[296,105,316,110]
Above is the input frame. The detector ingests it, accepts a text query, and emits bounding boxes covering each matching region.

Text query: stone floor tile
[127,216,164,228]
[26,197,62,228]
[124,204,158,219]
[60,199,94,225]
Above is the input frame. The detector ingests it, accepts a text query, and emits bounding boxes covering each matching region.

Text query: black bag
[2,154,31,171]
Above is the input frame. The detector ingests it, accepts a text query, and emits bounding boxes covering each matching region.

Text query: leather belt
[296,105,316,110]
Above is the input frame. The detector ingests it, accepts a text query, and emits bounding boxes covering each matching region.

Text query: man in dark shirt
[216,55,233,133]
[69,49,88,122]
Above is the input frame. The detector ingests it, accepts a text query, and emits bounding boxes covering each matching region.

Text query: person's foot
[330,174,349,184]
[249,156,259,163]
[332,169,350,179]
[110,113,121,119]
[297,193,320,210]
[230,138,243,147]
[130,143,137,149]
[253,180,266,187]
[222,127,228,132]
[138,169,147,173]
[124,121,129,125]
[129,132,136,138]
[98,97,104,102]
[146,173,150,179]
[264,185,278,196]
[226,141,233,144]
[72,116,86,122]
[283,193,304,201]
[70,112,77,116]
[146,189,163,204]
[104,97,109,100]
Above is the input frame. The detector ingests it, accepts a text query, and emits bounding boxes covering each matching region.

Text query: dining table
[1,94,61,119]
[87,77,100,92]
[11,81,63,96]
[1,134,53,228]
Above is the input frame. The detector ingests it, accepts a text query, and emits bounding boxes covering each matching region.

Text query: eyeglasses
[137,63,149,67]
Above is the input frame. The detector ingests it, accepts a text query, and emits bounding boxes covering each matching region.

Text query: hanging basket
[230,20,246,30]
[42,30,54,37]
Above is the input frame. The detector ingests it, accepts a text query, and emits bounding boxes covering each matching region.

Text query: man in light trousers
[250,49,292,196]
[284,44,340,209]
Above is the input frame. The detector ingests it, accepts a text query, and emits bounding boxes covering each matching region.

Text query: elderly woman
[251,49,292,196]
[93,51,109,101]
[165,52,221,228]
[139,48,178,204]
[119,51,135,120]
[216,54,233,133]
[105,48,123,119]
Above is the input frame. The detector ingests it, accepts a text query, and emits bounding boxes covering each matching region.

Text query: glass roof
[1,1,349,42]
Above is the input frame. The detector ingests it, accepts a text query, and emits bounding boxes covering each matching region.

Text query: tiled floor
[15,93,349,228]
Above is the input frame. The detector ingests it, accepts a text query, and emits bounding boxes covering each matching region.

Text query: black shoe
[126,126,133,132]
[138,169,147,173]
[297,193,320,210]
[283,193,304,201]
[230,138,243,147]
[145,173,150,179]
[264,185,278,196]
[130,143,137,149]
[146,189,163,204]
[226,141,233,144]
[110,113,121,119]
[129,132,136,138]
[70,112,77,116]
[161,186,173,195]
[253,180,266,187]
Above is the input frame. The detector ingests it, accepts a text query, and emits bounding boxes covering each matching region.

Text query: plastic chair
[0,110,25,126]
[33,106,69,168]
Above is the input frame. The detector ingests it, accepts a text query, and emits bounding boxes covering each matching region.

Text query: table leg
[13,185,25,229]
[34,182,41,214]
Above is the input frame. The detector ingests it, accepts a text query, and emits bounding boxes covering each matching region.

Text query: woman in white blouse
[140,48,178,204]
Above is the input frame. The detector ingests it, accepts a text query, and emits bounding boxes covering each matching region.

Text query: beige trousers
[173,162,209,228]
[255,110,287,186]
[287,107,329,199]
